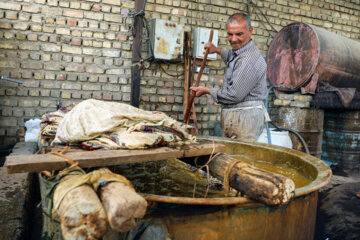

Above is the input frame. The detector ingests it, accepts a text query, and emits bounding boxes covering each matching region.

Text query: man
[190,13,269,141]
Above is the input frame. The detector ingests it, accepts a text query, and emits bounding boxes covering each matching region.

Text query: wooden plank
[183,31,191,116]
[5,141,225,174]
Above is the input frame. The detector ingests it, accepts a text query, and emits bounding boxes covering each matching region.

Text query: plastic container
[257,128,293,149]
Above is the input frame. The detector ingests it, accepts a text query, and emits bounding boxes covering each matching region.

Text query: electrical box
[192,28,219,60]
[149,19,184,61]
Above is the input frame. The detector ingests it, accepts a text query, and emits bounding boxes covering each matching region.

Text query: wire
[269,122,310,155]
[127,3,184,78]
[265,85,310,155]
[247,0,278,42]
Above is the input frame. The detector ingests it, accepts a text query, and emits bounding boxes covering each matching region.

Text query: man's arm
[204,42,221,54]
[190,86,210,97]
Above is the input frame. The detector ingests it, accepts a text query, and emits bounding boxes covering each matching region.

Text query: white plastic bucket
[257,128,293,149]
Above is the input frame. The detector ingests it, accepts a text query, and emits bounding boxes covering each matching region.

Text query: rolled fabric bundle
[56,175,108,240]
[209,153,295,206]
[99,181,148,232]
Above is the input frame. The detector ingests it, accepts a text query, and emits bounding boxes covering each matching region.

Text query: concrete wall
[0,0,359,144]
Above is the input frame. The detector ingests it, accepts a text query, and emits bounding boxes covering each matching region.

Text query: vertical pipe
[130,0,145,107]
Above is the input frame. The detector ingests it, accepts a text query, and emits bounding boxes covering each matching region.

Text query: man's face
[227,19,253,51]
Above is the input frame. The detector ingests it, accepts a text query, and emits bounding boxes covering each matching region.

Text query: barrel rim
[144,136,332,206]
[267,22,320,91]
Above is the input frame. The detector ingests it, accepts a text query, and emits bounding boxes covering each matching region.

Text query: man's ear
[249,26,253,35]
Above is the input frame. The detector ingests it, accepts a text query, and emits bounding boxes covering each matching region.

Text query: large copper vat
[40,137,331,240]
[267,22,360,92]
[142,137,331,240]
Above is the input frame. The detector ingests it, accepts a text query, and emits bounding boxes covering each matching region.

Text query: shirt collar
[232,39,253,56]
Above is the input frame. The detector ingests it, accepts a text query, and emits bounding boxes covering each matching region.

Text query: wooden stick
[183,31,191,116]
[183,29,214,124]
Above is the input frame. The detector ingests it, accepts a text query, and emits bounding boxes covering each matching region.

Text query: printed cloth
[39,104,75,146]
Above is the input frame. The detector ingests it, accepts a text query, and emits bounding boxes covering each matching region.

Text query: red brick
[67,19,77,27]
[165,82,173,88]
[117,34,127,41]
[103,93,113,100]
[57,73,66,80]
[167,96,175,103]
[92,4,101,11]
[71,38,82,46]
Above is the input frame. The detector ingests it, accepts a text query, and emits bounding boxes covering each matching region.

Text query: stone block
[104,13,122,23]
[294,95,313,102]
[84,11,103,20]
[290,101,310,108]
[23,5,40,13]
[63,9,83,18]
[278,94,296,100]
[0,2,21,10]
[274,99,291,106]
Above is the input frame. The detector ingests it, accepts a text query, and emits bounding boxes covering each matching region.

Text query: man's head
[226,13,253,50]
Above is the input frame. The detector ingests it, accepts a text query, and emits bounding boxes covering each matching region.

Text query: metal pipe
[1,76,23,84]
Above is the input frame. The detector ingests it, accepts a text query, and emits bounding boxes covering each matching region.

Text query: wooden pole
[183,30,214,124]
[183,32,191,116]
[130,0,145,108]
[208,154,295,206]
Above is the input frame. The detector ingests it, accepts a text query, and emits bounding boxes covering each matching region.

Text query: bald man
[191,13,269,141]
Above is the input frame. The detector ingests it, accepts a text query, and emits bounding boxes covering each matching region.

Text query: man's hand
[190,86,210,97]
[204,42,221,54]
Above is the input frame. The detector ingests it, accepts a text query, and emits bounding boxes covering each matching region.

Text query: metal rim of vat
[142,136,332,205]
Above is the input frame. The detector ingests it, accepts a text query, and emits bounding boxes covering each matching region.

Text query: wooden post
[130,0,145,108]
[183,32,191,116]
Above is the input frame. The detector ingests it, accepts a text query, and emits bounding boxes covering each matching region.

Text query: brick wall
[0,0,359,144]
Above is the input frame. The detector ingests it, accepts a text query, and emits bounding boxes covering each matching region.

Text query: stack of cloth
[39,104,75,146]
[39,99,196,150]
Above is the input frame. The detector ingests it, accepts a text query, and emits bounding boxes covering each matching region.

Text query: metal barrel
[278,107,324,158]
[267,22,360,91]
[322,110,360,170]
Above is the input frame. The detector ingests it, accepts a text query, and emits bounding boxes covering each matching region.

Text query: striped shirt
[209,40,267,106]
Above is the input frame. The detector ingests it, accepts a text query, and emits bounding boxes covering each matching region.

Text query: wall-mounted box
[149,19,184,61]
[191,28,219,60]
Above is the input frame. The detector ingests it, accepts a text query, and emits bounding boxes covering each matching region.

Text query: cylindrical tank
[39,137,331,240]
[322,110,360,170]
[267,22,360,91]
[278,107,324,158]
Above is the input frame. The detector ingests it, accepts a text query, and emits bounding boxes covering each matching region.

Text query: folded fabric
[54,99,196,149]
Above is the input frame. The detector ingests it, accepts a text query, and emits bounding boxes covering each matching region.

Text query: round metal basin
[142,136,332,240]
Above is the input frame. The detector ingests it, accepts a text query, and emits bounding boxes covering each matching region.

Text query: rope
[192,140,221,198]
[49,146,76,166]
[223,159,245,196]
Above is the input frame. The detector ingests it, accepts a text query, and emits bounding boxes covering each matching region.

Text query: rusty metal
[278,107,324,158]
[40,136,332,240]
[322,110,360,170]
[267,22,360,92]
[130,0,145,107]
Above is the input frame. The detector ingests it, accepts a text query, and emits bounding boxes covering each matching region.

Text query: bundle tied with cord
[47,161,147,240]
